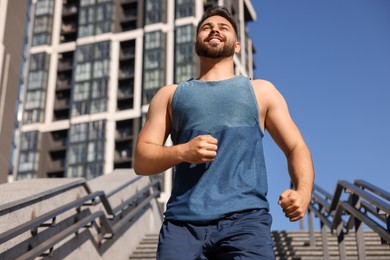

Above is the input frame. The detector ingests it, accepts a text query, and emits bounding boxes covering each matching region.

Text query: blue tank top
[165,75,269,223]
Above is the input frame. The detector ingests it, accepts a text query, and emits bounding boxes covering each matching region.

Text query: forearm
[287,145,314,197]
[134,142,184,176]
[134,134,218,175]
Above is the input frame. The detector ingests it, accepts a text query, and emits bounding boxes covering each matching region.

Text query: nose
[210,27,219,34]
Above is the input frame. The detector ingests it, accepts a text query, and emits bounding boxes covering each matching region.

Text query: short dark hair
[196,6,238,36]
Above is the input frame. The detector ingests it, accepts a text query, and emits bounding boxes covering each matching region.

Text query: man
[134,6,314,259]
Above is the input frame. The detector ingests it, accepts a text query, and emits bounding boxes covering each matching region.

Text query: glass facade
[72,41,110,116]
[143,31,164,104]
[67,120,105,179]
[175,0,194,18]
[23,53,49,124]
[78,0,112,37]
[175,25,195,83]
[17,131,39,179]
[145,0,165,25]
[32,0,54,46]
[15,0,255,181]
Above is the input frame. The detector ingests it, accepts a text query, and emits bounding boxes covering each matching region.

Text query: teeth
[209,38,221,43]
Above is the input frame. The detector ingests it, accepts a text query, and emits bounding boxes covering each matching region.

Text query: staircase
[129,230,390,260]
[272,230,390,260]
[129,234,158,259]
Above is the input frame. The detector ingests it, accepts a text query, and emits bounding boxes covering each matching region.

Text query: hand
[181,135,218,164]
[278,189,311,222]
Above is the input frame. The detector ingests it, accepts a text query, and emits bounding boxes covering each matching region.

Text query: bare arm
[134,85,218,176]
[253,80,314,222]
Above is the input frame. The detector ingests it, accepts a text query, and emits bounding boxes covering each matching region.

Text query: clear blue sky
[248,0,390,230]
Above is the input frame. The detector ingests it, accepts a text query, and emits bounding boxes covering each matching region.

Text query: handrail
[313,183,333,200]
[354,179,390,201]
[106,175,143,198]
[308,179,390,260]
[0,179,90,215]
[0,175,161,259]
[112,189,161,235]
[0,191,112,245]
[332,201,390,242]
[335,180,390,215]
[111,179,160,216]
[16,211,111,260]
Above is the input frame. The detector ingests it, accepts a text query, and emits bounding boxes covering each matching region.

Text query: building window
[67,120,105,179]
[32,0,54,46]
[175,0,194,18]
[72,41,110,116]
[145,0,165,25]
[23,53,49,124]
[143,31,164,105]
[17,131,39,179]
[175,25,195,83]
[78,0,112,37]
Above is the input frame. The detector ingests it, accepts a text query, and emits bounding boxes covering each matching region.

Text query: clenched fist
[181,135,218,164]
[278,189,311,222]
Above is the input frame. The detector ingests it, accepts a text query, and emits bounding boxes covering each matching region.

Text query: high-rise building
[0,0,30,183]
[13,0,256,187]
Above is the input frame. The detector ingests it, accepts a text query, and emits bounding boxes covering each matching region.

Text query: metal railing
[308,179,390,260]
[0,176,161,259]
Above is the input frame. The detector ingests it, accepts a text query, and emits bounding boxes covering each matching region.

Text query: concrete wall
[0,0,29,183]
[0,169,163,259]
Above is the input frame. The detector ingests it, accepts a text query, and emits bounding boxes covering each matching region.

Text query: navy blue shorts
[156,209,275,260]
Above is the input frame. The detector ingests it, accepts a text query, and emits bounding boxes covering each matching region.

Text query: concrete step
[129,231,390,260]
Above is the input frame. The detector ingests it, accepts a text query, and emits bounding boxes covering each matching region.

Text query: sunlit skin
[195,19,238,58]
[134,15,314,222]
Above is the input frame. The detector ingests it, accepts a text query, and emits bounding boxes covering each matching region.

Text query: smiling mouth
[209,38,222,44]
[206,35,224,43]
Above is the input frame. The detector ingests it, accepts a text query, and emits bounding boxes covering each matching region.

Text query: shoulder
[145,84,178,115]
[250,79,286,105]
[250,79,277,93]
[155,84,179,97]
[149,84,178,104]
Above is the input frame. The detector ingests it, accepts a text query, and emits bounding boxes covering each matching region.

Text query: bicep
[137,87,173,146]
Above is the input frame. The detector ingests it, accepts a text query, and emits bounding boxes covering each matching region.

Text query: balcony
[119,48,135,61]
[56,78,71,91]
[62,5,78,17]
[117,97,133,111]
[48,130,68,151]
[120,0,137,6]
[54,97,70,110]
[60,22,77,43]
[61,23,77,34]
[116,126,133,140]
[47,157,66,176]
[117,85,134,99]
[118,68,135,80]
[57,60,73,72]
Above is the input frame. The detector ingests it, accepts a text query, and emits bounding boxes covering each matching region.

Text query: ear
[234,41,241,54]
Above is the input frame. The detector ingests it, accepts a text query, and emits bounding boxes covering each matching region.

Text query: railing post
[354,218,366,260]
[336,222,347,260]
[387,215,390,245]
[308,209,316,247]
[321,221,329,260]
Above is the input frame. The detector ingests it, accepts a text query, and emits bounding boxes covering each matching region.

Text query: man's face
[195,15,240,59]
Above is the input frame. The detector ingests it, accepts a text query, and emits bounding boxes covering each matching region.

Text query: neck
[197,56,235,81]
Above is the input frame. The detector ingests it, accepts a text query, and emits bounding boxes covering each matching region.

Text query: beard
[195,35,236,58]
